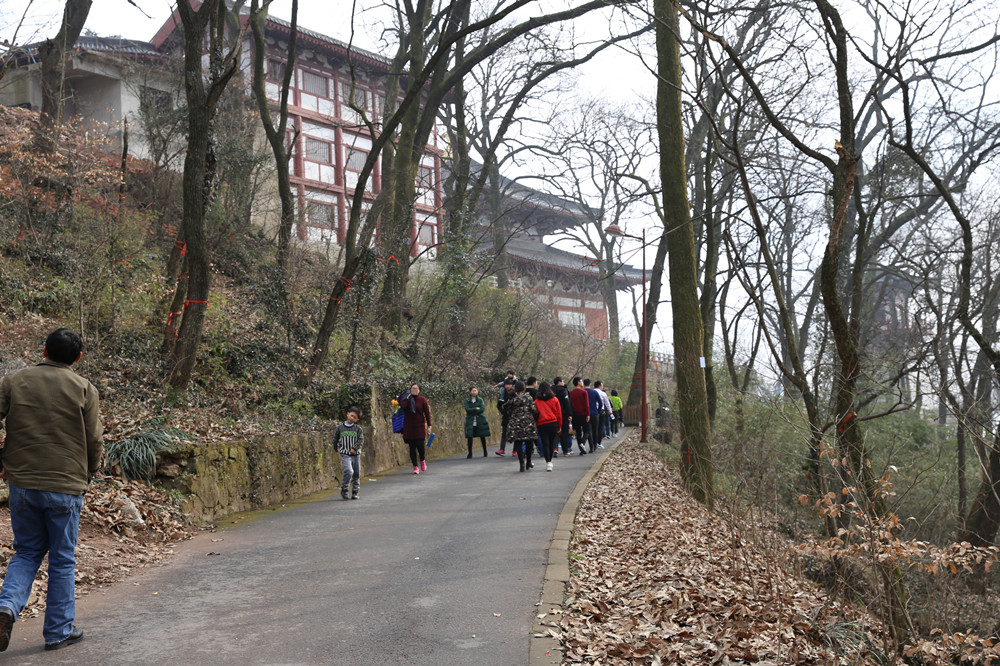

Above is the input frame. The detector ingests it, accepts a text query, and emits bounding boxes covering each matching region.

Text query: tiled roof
[483,234,645,287]
[266,15,392,70]
[72,36,163,57]
[467,159,598,224]
[1,35,163,67]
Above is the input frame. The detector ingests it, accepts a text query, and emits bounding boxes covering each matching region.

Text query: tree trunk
[249,0,298,274]
[168,0,242,391]
[655,0,714,508]
[35,0,93,153]
[698,138,720,428]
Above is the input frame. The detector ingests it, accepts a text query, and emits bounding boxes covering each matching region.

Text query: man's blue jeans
[0,485,82,644]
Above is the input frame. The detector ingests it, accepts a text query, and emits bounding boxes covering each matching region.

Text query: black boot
[518,451,525,472]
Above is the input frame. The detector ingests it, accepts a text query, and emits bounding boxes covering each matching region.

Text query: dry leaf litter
[0,475,196,619]
[554,442,888,665]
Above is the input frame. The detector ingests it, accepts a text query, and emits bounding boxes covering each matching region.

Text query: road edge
[527,432,625,665]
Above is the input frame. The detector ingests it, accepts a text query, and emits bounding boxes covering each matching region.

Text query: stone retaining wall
[156,388,502,521]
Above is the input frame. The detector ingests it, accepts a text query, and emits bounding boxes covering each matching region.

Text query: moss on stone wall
[157,386,502,521]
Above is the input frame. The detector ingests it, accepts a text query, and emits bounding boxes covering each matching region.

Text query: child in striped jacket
[334,406,365,500]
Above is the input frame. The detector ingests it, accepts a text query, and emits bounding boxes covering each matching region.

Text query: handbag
[392,408,405,434]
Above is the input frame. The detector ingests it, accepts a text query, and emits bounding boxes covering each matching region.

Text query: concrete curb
[527,432,626,665]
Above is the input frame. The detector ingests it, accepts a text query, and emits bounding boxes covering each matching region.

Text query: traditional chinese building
[1,13,445,255]
[464,163,645,341]
[1,15,639,339]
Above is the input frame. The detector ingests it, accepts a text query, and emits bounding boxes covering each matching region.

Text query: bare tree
[297,0,636,385]
[528,99,656,352]
[33,0,92,153]
[168,0,249,392]
[249,0,299,289]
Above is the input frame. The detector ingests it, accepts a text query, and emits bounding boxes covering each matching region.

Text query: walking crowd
[489,372,623,472]
[329,370,624,500]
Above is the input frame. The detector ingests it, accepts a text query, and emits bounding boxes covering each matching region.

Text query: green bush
[103,426,193,480]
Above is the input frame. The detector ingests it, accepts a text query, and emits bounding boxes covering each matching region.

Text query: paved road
[5,445,606,665]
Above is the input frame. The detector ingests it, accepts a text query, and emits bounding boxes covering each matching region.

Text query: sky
[2,0,668,352]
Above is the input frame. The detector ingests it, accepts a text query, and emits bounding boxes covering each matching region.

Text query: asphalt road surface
[5,444,606,665]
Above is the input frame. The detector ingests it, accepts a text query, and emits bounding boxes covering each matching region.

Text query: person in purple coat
[398,384,432,474]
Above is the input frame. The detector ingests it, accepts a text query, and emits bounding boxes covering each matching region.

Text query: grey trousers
[340,453,361,492]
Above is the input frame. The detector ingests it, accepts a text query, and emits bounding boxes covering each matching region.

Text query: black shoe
[483,451,488,457]
[45,627,84,651]
[341,489,349,500]
[0,606,14,652]
[467,452,473,459]
[351,492,359,500]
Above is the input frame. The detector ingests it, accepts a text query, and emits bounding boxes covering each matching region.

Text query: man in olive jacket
[0,328,104,652]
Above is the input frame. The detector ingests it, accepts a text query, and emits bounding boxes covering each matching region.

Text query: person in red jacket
[398,384,432,474]
[534,382,563,471]
[568,376,591,456]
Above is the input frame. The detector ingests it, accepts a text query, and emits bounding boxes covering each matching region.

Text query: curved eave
[266,20,392,74]
[505,253,646,291]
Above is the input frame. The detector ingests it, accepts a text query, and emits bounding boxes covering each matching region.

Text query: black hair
[469,385,478,393]
[583,378,592,387]
[505,369,516,376]
[553,376,563,385]
[346,405,362,417]
[537,381,554,401]
[572,376,582,387]
[514,380,526,393]
[611,390,618,396]
[45,328,83,365]
[526,375,537,386]
[594,380,603,389]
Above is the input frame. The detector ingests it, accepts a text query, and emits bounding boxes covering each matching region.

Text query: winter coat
[0,360,104,495]
[552,384,573,424]
[535,396,563,429]
[398,392,432,440]
[333,421,365,454]
[464,396,491,438]
[569,387,590,416]
[505,391,538,441]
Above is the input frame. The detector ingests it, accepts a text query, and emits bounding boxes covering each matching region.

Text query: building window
[416,164,436,206]
[305,137,331,164]
[303,193,339,244]
[345,146,366,171]
[306,201,335,228]
[557,310,586,329]
[417,222,435,245]
[299,69,336,116]
[344,146,368,189]
[302,71,328,97]
[267,59,287,83]
[415,213,438,259]
[338,84,371,124]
